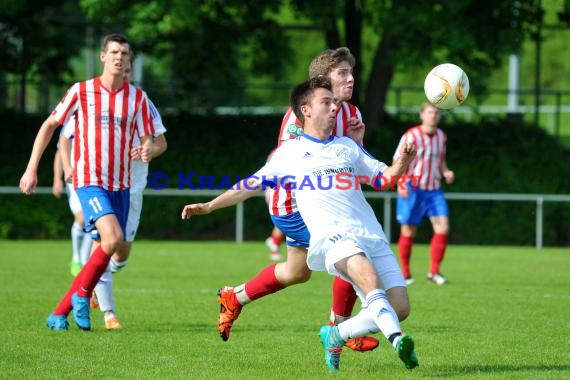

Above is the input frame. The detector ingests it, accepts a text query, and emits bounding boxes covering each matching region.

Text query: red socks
[53,245,111,316]
[331,276,358,318]
[398,235,414,278]
[429,233,448,275]
[271,234,283,247]
[243,264,285,301]
[53,270,84,316]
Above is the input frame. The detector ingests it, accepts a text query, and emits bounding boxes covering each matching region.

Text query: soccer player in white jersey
[181,77,419,371]
[52,114,93,276]
[19,34,155,331]
[216,47,381,352]
[394,102,454,286]
[89,62,168,330]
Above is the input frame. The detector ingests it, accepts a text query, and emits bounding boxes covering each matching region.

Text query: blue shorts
[75,186,130,239]
[270,212,310,247]
[396,184,449,226]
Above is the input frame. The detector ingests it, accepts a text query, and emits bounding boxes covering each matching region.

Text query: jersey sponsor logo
[333,147,351,160]
[287,124,302,136]
[96,115,125,128]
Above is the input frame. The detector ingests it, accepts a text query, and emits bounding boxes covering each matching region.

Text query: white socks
[79,230,92,266]
[71,222,93,265]
[95,267,114,313]
[364,289,401,339]
[233,284,251,305]
[70,222,83,263]
[336,289,401,343]
[109,258,128,273]
[336,308,379,341]
[95,258,130,315]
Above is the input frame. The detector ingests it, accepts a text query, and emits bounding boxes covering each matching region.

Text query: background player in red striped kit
[19,33,155,330]
[393,102,455,285]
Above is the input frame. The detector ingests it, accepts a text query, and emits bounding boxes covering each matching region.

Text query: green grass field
[1,241,568,379]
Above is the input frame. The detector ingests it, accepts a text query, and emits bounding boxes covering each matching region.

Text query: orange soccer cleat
[344,336,380,352]
[90,292,99,309]
[105,316,123,330]
[217,286,243,341]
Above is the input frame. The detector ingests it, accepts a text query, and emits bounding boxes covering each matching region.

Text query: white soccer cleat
[427,273,448,285]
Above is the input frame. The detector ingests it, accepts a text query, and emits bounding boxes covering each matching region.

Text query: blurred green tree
[80,0,292,109]
[0,0,542,125]
[290,0,538,126]
[0,0,87,110]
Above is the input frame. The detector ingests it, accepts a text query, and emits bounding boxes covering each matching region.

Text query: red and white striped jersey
[267,101,362,216]
[394,126,447,191]
[52,77,155,191]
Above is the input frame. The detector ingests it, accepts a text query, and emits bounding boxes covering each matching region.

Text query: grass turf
[0,240,569,379]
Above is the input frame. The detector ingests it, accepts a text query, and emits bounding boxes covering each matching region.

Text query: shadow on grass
[434,364,570,376]
[132,321,322,335]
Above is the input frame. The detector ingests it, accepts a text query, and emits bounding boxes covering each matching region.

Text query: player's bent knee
[394,304,411,321]
[291,269,311,284]
[101,234,123,254]
[387,287,411,321]
[277,266,312,285]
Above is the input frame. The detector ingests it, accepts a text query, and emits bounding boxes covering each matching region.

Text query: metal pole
[236,202,244,243]
[134,53,144,87]
[555,90,561,140]
[534,0,543,126]
[536,196,543,250]
[384,196,392,243]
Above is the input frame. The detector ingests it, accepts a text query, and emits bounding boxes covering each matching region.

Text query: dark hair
[101,33,130,52]
[290,77,332,124]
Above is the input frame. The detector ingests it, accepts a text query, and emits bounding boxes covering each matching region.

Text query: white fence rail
[2,186,569,249]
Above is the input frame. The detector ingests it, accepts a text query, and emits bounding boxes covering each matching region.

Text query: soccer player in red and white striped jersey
[19,34,155,331]
[393,102,455,286]
[216,48,392,352]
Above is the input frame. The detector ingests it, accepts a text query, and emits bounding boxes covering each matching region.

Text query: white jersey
[268,102,363,216]
[253,134,389,271]
[130,99,167,190]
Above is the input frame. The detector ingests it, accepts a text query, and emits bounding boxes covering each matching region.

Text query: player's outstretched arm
[181,178,263,220]
[382,141,417,187]
[52,149,64,198]
[20,115,61,195]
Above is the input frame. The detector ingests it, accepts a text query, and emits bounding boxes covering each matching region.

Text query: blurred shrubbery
[2,110,569,245]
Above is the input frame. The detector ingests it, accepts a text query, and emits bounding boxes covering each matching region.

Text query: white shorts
[308,234,405,298]
[66,183,82,215]
[125,186,144,242]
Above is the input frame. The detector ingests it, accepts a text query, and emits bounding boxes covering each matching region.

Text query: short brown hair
[420,101,440,112]
[308,47,355,79]
[101,33,130,52]
[290,77,333,124]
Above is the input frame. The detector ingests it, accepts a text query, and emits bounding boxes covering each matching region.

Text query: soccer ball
[424,63,469,109]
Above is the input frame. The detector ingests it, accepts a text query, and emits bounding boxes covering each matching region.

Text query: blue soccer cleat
[319,325,343,371]
[71,292,91,331]
[46,313,69,331]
